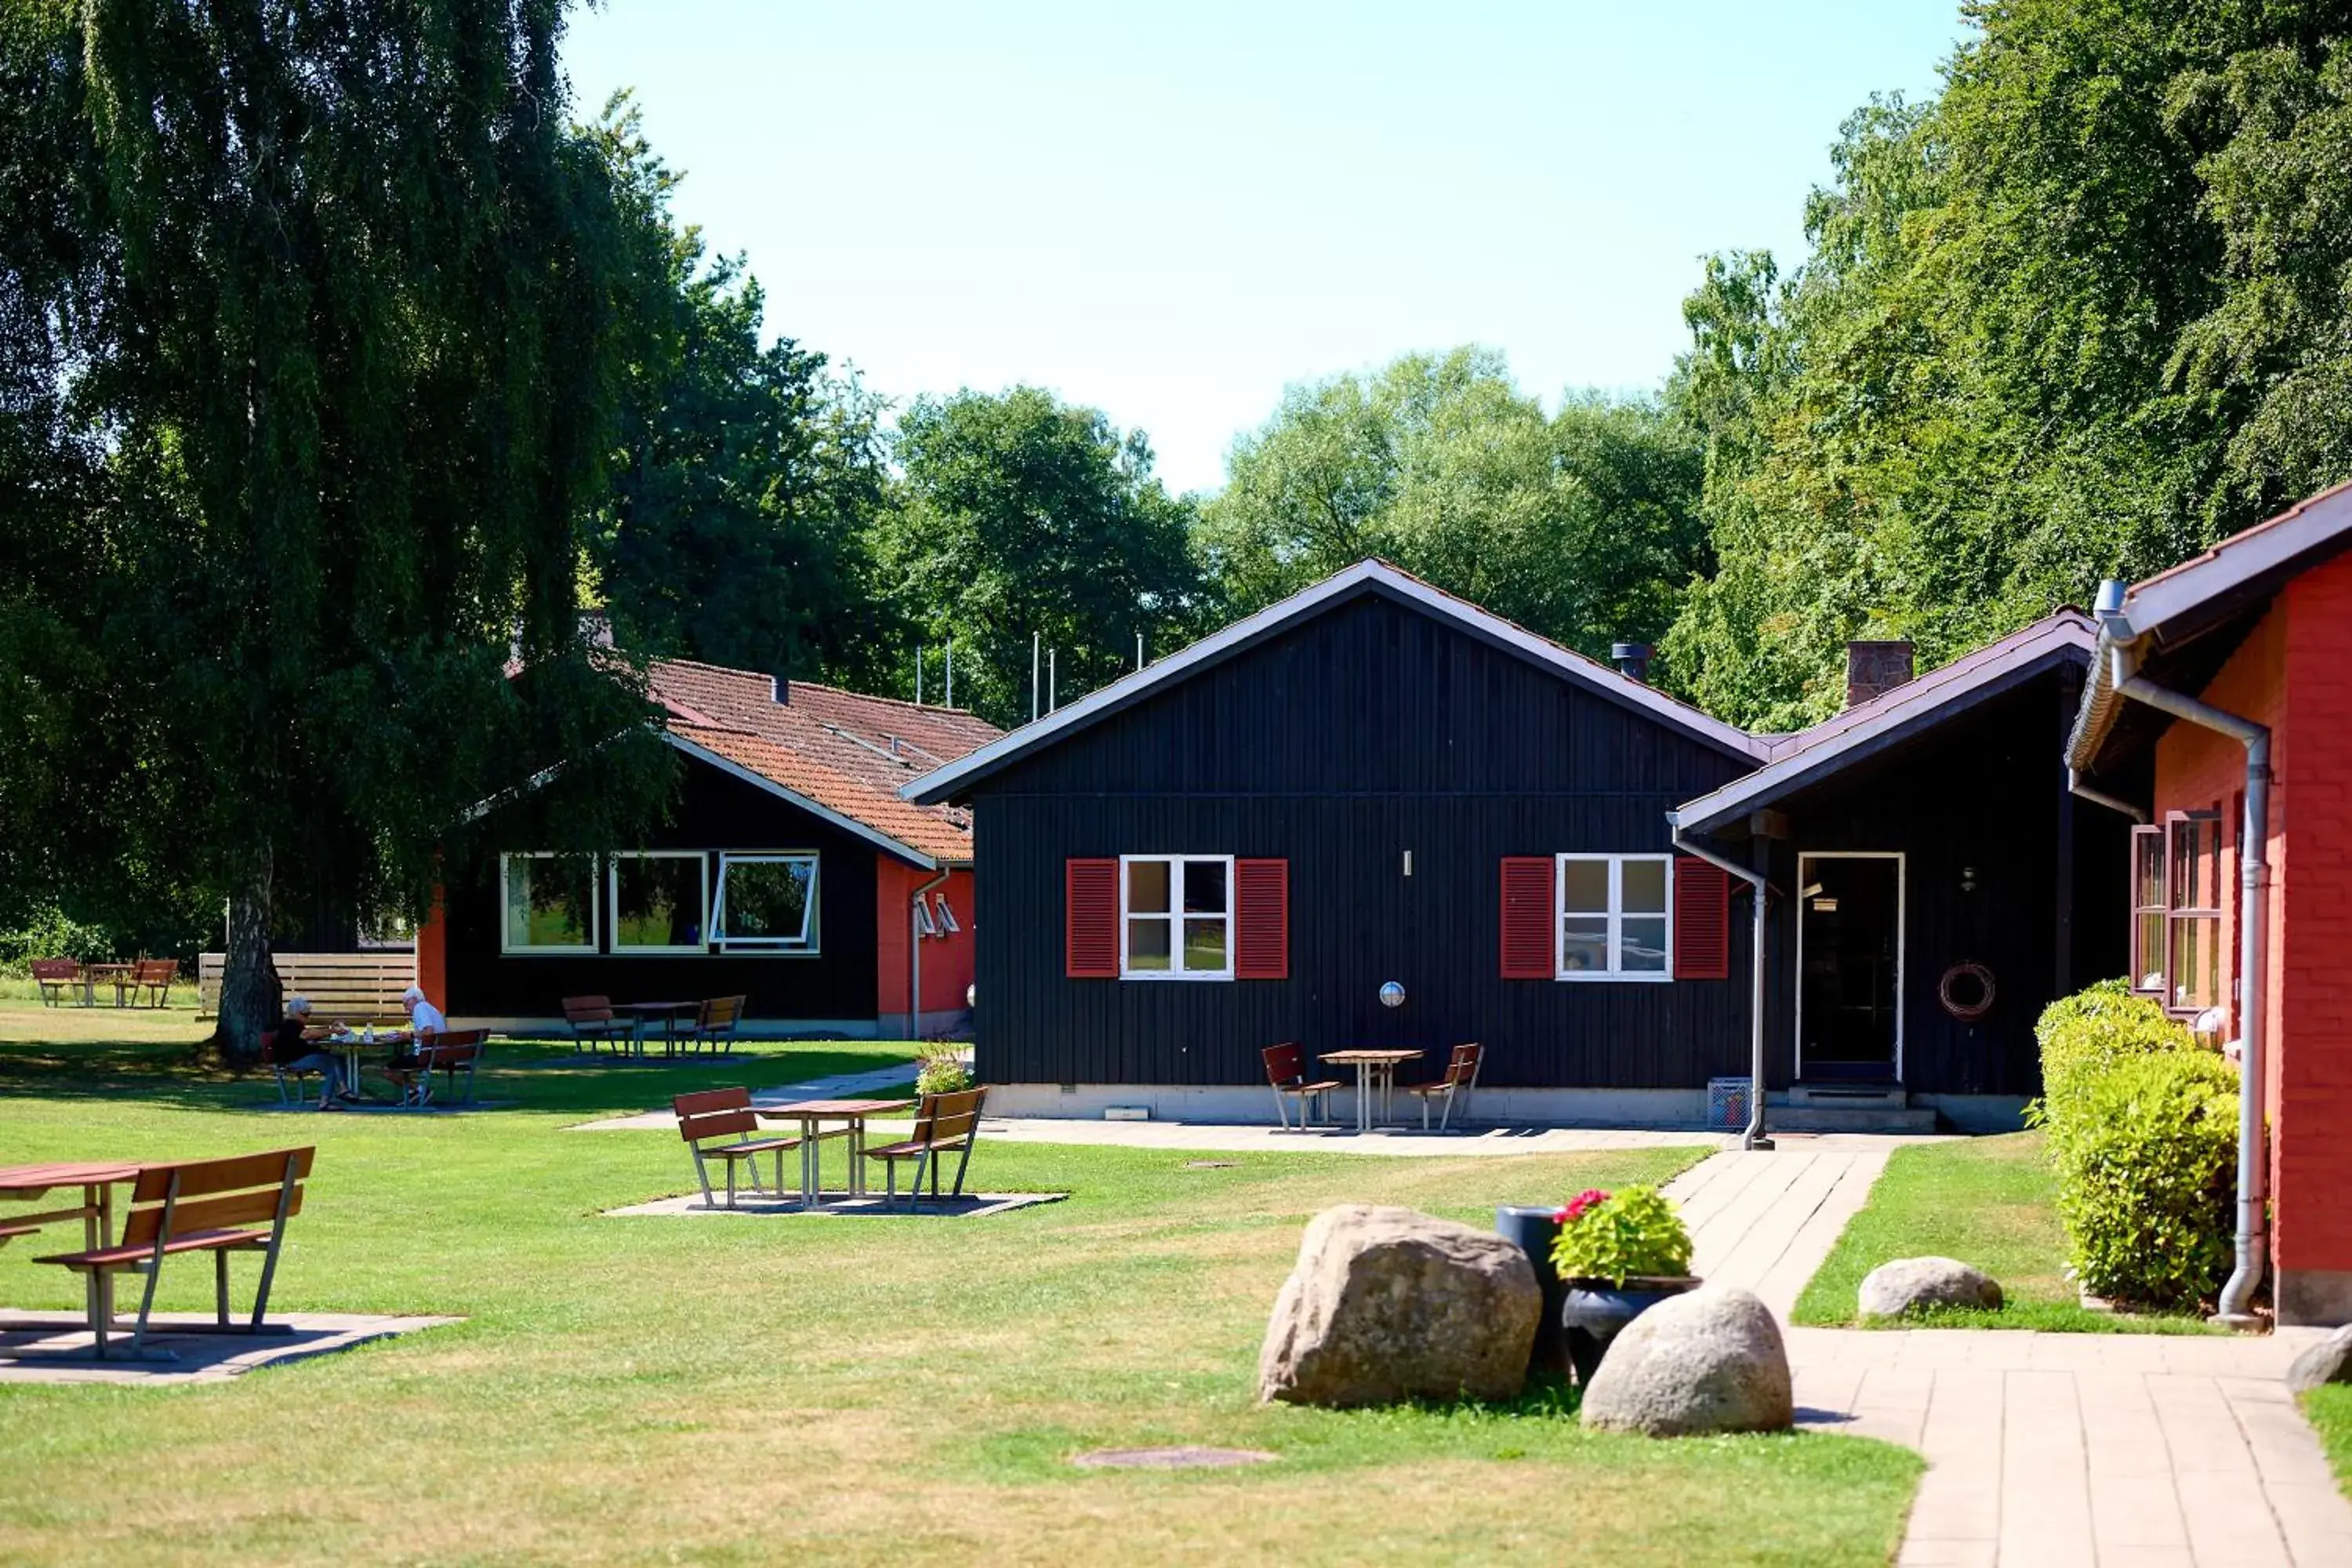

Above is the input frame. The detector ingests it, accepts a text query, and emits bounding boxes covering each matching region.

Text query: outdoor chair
[862,1087,987,1210]
[30,958,78,1007]
[131,959,178,1008]
[269,1032,330,1107]
[34,1146,314,1358]
[561,995,631,1056]
[681,995,746,1055]
[383,1029,487,1109]
[1262,1043,1342,1131]
[1399,1043,1483,1131]
[674,1087,802,1208]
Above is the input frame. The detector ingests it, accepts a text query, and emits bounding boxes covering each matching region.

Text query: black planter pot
[1494,1206,1568,1374]
[1560,1276,1701,1385]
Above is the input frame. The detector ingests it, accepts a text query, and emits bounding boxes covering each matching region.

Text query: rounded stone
[1858,1256,2004,1319]
[1577,1285,1793,1438]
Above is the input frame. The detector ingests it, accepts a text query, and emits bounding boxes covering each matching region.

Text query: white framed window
[712,853,818,952]
[913,896,938,939]
[933,894,961,935]
[1121,854,1233,979]
[608,851,709,954]
[501,853,599,955]
[1557,853,1672,981]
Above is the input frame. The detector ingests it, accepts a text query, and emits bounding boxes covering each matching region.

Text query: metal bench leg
[949,1138,975,1198]
[1270,1086,1291,1131]
[725,1157,738,1210]
[690,1149,717,1209]
[129,1258,165,1358]
[216,1248,231,1327]
[908,1152,930,1211]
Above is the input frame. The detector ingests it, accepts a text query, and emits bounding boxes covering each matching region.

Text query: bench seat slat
[708,1137,801,1158]
[37,1227,269,1270]
[865,1135,974,1160]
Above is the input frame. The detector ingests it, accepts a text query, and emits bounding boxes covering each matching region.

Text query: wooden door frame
[1794,851,1907,1083]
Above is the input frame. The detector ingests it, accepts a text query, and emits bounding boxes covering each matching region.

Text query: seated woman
[267,996,350,1110]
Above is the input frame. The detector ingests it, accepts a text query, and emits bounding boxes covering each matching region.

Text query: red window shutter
[1500,857,1555,979]
[1235,858,1289,979]
[1065,858,1119,978]
[1673,857,1732,980]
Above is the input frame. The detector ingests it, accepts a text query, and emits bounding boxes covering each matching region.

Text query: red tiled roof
[644,658,999,865]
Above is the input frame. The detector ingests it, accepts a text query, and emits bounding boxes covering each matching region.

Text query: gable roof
[902,559,1762,804]
[644,659,1000,866]
[1671,609,2096,837]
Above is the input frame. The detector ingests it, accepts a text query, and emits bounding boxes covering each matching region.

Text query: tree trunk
[210,854,278,1065]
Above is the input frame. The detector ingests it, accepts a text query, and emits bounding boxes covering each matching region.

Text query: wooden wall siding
[445,758,885,1022]
[1757,676,2128,1098]
[967,592,1759,1089]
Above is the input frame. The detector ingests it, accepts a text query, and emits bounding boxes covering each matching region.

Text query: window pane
[1126,917,1171,971]
[615,856,703,949]
[2135,912,2166,991]
[1621,916,1669,972]
[1562,916,1608,973]
[2170,816,2222,911]
[1622,858,1668,914]
[1182,917,1227,972]
[505,858,592,949]
[1561,859,1609,913]
[1181,859,1227,914]
[1127,860,1170,914]
[717,858,814,945]
[2133,828,2165,910]
[2169,913,2220,1011]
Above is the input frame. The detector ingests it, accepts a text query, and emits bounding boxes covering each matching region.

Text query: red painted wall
[874,862,977,1034]
[416,890,448,1011]
[2151,551,2352,1295]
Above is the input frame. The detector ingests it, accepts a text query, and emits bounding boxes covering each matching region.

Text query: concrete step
[1784,1082,1908,1110]
[1766,1104,1940,1133]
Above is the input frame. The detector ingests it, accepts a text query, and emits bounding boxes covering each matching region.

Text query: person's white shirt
[408,996,448,1036]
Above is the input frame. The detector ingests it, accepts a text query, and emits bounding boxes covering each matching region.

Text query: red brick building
[2068,481,2352,1326]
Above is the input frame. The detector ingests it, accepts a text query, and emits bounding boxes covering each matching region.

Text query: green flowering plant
[1548,1185,1694,1287]
[914,1050,975,1097]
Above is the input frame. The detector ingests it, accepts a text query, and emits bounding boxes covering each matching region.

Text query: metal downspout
[909,865,950,1042]
[1671,822,1773,1151]
[2107,640,2271,1327]
[2067,768,2149,824]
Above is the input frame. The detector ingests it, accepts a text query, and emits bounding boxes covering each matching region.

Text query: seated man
[401,984,447,1040]
[267,996,349,1110]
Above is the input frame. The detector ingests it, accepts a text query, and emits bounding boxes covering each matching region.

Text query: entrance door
[1797,854,1904,1081]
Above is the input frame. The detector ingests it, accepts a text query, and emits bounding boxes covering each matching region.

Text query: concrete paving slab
[0,1310,459,1385]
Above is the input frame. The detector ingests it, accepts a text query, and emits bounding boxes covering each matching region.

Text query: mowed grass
[0,1008,1922,1565]
[1793,1132,2215,1334]
[2304,1387,2352,1495]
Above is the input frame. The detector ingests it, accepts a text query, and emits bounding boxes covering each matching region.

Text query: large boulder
[1578,1285,1792,1437]
[1858,1257,2003,1319]
[2288,1324,2352,1394]
[1258,1203,1540,1407]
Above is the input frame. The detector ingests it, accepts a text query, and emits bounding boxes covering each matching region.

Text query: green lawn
[1793,1131,2215,1333]
[0,1006,1922,1564]
[2306,1387,2352,1495]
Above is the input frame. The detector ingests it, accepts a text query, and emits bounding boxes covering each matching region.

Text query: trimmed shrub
[914,1050,974,1097]
[2034,981,2237,1308]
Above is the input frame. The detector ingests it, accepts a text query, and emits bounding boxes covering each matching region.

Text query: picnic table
[765,1098,917,1209]
[0,1162,139,1359]
[320,1025,414,1098]
[1319,1048,1425,1133]
[76,963,133,1007]
[615,1000,698,1058]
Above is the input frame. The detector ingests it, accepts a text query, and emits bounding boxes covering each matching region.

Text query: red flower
[1558,1188,1610,1225]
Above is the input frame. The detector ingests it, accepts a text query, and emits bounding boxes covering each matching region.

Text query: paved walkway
[1667,1142,2352,1567]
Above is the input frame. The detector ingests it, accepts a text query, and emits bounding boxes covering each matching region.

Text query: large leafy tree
[875,387,1203,727]
[587,103,897,689]
[1199,348,1707,659]
[3,1,671,1052]
[1663,2,2352,728]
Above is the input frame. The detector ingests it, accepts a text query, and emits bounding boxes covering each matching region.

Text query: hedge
[2033,980,2237,1309]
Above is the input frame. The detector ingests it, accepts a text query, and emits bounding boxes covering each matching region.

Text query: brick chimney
[1846,641,1915,708]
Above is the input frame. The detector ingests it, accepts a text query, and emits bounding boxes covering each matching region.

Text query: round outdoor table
[615,1001,697,1058]
[1318,1049,1425,1133]
[765,1098,918,1208]
[0,1162,140,1359]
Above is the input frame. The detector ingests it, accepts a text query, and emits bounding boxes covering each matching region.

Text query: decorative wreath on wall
[1939,960,1997,1022]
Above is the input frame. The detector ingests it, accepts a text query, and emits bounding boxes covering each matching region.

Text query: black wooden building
[905,561,2125,1127]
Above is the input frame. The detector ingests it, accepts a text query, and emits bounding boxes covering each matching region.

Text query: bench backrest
[674,1086,758,1143]
[1262,1042,1306,1088]
[419,1029,486,1066]
[30,958,78,982]
[563,995,614,1024]
[698,995,746,1031]
[122,1147,314,1249]
[135,959,178,984]
[910,1087,987,1148]
[1443,1043,1483,1086]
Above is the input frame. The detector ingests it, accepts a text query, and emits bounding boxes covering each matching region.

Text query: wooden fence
[198,951,415,1022]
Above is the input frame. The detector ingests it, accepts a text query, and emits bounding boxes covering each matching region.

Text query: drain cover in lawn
[1072,1446,1278,1470]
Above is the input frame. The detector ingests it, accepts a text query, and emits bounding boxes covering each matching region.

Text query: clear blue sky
[564,2,1970,495]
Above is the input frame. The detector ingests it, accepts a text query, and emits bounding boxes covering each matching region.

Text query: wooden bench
[1400,1042,1483,1131]
[1262,1043,1343,1131]
[34,1147,313,1357]
[30,959,79,1007]
[383,1029,487,1109]
[561,995,631,1056]
[675,1088,802,1208]
[127,959,179,1008]
[862,1087,987,1210]
[681,995,746,1055]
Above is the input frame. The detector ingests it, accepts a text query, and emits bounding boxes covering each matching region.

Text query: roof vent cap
[1610,642,1653,683]
[2093,578,2128,618]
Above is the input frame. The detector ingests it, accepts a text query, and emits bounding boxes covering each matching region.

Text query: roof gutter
[1668,817,1772,1152]
[2088,582,2270,1328]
